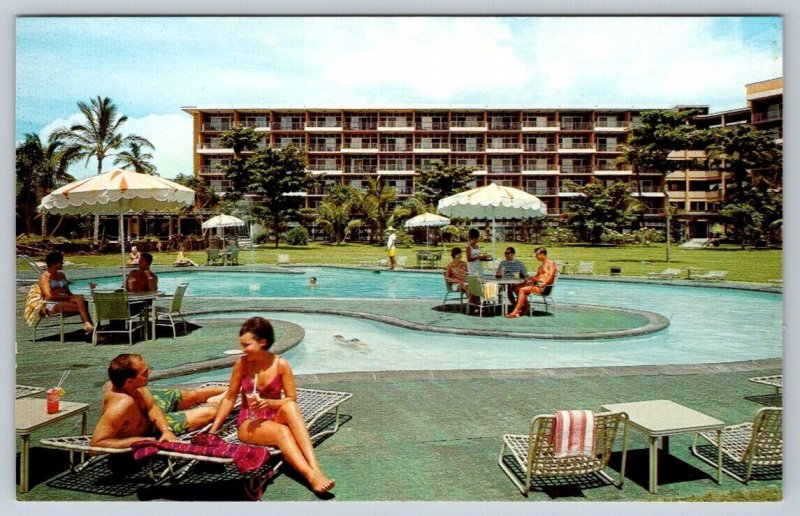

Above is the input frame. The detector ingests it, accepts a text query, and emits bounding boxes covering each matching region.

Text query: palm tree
[16,133,77,236]
[356,177,399,244]
[113,142,157,175]
[315,185,361,244]
[52,96,154,240]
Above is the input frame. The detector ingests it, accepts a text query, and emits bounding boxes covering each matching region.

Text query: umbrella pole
[492,217,497,261]
[119,213,126,288]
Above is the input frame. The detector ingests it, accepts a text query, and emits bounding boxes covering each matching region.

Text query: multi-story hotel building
[181,78,781,239]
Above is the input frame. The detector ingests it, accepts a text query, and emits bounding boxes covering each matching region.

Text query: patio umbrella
[202,214,246,244]
[39,168,195,286]
[437,183,547,258]
[403,212,450,248]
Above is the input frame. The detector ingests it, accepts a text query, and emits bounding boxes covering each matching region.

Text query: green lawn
[54,242,782,284]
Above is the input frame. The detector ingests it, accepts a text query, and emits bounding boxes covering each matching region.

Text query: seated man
[494,247,528,306]
[505,247,557,319]
[127,252,158,292]
[91,353,227,449]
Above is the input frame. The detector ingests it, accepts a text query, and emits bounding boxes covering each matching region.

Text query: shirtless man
[90,353,226,449]
[505,247,557,318]
[126,252,158,292]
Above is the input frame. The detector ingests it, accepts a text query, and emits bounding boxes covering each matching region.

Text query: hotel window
[597,137,617,151]
[490,158,513,173]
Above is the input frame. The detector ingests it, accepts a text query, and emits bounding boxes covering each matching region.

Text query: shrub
[253,232,269,244]
[283,226,309,246]
[600,229,636,245]
[631,227,665,244]
[542,227,576,245]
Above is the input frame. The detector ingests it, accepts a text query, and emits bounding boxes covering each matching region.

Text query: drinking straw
[56,369,71,388]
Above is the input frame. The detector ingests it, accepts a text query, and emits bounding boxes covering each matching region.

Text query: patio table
[127,290,164,340]
[16,397,88,493]
[481,275,525,315]
[601,399,724,493]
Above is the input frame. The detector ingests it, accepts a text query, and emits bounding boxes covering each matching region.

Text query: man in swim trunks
[90,353,226,449]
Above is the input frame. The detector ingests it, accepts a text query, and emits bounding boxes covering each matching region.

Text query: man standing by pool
[126,252,158,292]
[505,247,556,318]
[386,227,397,270]
[495,247,528,306]
[91,353,226,448]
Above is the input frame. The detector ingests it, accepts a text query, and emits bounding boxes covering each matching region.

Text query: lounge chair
[527,277,557,315]
[155,283,189,338]
[466,274,501,317]
[693,270,728,281]
[442,276,465,311]
[499,410,628,495]
[277,254,290,265]
[576,261,594,275]
[691,407,782,483]
[228,247,240,265]
[16,384,45,399]
[91,290,146,346]
[749,375,782,397]
[647,268,682,280]
[39,385,352,497]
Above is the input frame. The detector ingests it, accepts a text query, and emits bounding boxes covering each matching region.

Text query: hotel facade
[181,78,781,240]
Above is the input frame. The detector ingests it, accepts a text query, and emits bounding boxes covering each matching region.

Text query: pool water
[99,267,782,375]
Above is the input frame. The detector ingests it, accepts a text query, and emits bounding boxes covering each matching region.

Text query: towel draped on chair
[551,410,596,458]
[131,433,269,473]
[24,284,47,327]
[482,282,499,301]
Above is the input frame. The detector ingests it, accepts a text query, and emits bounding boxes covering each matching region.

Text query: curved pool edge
[180,302,670,340]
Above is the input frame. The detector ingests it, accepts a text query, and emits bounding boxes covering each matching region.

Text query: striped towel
[482,282,498,301]
[131,433,269,474]
[551,410,596,458]
[24,284,46,327]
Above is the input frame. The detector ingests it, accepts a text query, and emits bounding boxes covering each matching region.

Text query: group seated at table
[505,247,557,319]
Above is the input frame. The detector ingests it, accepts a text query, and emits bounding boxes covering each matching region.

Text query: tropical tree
[16,133,77,236]
[113,142,157,174]
[224,144,313,247]
[173,173,221,218]
[618,109,702,260]
[219,125,262,158]
[563,180,638,245]
[51,96,154,241]
[414,160,474,205]
[315,185,362,244]
[356,177,399,245]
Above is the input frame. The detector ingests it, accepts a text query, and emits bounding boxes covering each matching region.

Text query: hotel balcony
[451,144,485,152]
[305,122,343,132]
[521,164,559,175]
[488,165,520,174]
[345,165,378,174]
[272,122,305,131]
[631,187,666,197]
[558,142,595,153]
[560,121,593,131]
[449,121,488,132]
[521,121,559,132]
[380,143,412,152]
[413,143,451,153]
[524,187,558,196]
[470,169,488,175]
[239,120,271,131]
[489,122,521,131]
[308,145,340,153]
[377,121,415,132]
[307,165,343,175]
[201,122,232,132]
[596,144,621,153]
[309,187,335,196]
[197,144,233,155]
[751,109,782,123]
[594,165,633,176]
[560,165,592,174]
[415,122,449,131]
[486,143,524,154]
[593,121,630,131]
[341,144,380,154]
[523,144,557,152]
[377,165,415,175]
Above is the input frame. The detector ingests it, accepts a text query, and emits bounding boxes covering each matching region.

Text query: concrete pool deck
[13,276,783,502]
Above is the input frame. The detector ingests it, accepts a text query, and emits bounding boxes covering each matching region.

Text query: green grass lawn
[52,241,782,284]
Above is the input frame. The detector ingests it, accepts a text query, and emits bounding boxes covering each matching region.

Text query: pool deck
[13,269,784,503]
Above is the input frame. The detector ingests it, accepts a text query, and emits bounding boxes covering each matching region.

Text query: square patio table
[481,275,524,315]
[16,385,45,399]
[16,397,89,493]
[601,399,724,493]
[126,290,164,340]
[748,375,782,396]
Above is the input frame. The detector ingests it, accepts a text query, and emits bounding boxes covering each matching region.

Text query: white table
[127,290,164,340]
[16,397,89,493]
[601,399,724,493]
[482,275,525,315]
[16,385,45,399]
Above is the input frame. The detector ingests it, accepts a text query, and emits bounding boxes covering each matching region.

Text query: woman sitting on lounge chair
[38,251,95,334]
[173,245,198,267]
[209,317,335,494]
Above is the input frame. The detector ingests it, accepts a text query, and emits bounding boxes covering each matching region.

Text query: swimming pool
[81,267,782,375]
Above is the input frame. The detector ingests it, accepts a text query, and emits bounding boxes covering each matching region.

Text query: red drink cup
[46,389,61,414]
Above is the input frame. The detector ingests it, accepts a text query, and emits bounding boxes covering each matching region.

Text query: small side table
[16,397,89,493]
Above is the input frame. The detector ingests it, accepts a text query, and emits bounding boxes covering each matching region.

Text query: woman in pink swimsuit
[209,317,335,494]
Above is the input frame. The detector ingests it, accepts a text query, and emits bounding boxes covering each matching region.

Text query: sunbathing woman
[209,316,335,494]
[38,251,95,334]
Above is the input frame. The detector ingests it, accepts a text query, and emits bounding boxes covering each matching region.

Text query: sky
[15,16,783,180]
